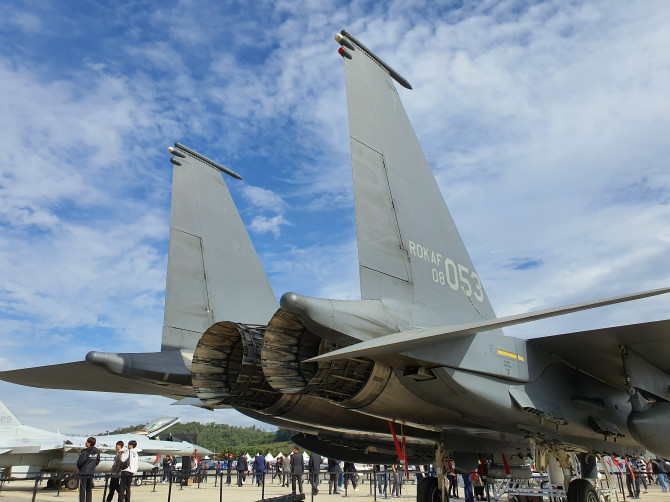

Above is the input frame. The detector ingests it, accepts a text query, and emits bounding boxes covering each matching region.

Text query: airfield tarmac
[0,477,410,502]
[1,478,668,502]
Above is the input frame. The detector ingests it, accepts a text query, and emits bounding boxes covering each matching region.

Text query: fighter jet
[2,30,670,502]
[0,400,212,485]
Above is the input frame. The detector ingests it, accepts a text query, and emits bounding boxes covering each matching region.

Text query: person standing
[226,453,233,485]
[392,464,402,498]
[76,437,100,502]
[106,441,124,502]
[344,462,359,491]
[653,457,669,492]
[308,451,321,495]
[289,446,304,495]
[160,455,169,483]
[328,458,341,495]
[472,470,485,501]
[448,461,459,498]
[282,452,291,487]
[237,453,248,486]
[462,472,474,502]
[119,440,138,502]
[254,452,267,487]
[276,456,284,486]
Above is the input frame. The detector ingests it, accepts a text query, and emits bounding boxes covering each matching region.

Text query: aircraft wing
[0,360,194,399]
[528,318,670,390]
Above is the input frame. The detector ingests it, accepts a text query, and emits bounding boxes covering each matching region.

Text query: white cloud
[250,214,292,238]
[241,185,287,213]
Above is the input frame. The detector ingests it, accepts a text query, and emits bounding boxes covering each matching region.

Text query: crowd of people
[202,446,397,497]
[78,441,670,502]
[621,457,670,498]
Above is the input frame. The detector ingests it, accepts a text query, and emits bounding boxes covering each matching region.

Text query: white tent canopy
[265,453,275,462]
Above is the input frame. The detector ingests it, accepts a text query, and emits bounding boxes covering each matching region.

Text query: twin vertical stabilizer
[338,31,499,328]
[162,143,278,351]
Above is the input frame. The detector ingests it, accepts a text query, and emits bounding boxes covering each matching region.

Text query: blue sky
[1,0,669,434]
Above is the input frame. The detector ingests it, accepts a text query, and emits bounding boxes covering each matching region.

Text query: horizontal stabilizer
[307,286,670,362]
[0,360,194,399]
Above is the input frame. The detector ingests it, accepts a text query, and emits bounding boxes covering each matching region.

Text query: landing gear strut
[418,445,450,502]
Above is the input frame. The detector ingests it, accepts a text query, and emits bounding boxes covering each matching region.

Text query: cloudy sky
[1,0,669,435]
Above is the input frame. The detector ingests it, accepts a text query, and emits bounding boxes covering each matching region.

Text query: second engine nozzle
[192,321,287,411]
[262,309,386,404]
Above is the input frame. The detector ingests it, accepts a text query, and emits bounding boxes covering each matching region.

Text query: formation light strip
[497,349,525,362]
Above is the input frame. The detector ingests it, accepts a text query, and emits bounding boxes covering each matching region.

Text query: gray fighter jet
[2,31,670,502]
[0,400,211,485]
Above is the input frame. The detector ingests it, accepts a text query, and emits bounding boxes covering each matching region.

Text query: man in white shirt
[119,439,138,502]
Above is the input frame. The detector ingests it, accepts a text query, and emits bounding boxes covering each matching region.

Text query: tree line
[101,422,298,458]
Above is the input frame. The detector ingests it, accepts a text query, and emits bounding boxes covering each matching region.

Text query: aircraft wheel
[134,477,143,486]
[417,477,441,502]
[567,479,598,502]
[65,477,79,490]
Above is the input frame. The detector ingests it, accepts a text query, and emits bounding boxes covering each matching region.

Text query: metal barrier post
[102,473,109,502]
[152,469,157,492]
[32,475,40,502]
[220,472,224,502]
[167,472,173,502]
[373,466,377,501]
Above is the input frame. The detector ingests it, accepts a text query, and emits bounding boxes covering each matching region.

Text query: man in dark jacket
[328,458,342,495]
[344,462,359,491]
[77,437,101,502]
[253,453,266,486]
[308,452,321,495]
[652,458,669,492]
[289,446,304,495]
[226,453,233,485]
[106,441,124,502]
[237,454,248,486]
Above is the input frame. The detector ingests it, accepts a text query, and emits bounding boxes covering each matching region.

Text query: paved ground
[1,478,668,502]
[0,476,406,502]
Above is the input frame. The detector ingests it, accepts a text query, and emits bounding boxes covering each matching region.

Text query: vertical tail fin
[339,31,499,328]
[162,144,278,351]
[0,400,22,428]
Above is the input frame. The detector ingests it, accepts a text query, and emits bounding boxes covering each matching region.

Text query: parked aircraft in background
[1,30,669,502]
[0,400,211,483]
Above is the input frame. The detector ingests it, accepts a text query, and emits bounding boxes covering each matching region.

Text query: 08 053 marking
[408,240,484,302]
